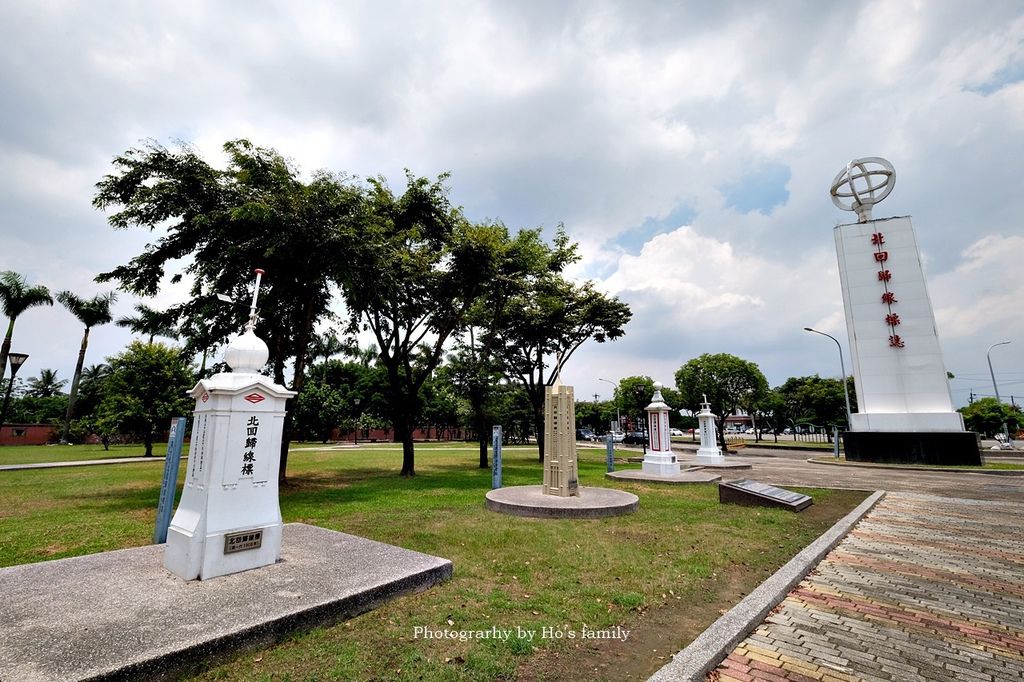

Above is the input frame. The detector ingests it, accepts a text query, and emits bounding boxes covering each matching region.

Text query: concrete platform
[485,485,638,518]
[606,469,722,484]
[0,523,452,681]
[688,460,753,470]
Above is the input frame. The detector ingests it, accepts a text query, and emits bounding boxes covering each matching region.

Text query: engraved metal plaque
[719,479,813,512]
[224,529,263,554]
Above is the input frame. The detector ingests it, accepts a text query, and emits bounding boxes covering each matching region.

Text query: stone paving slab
[0,523,452,681]
[706,492,1024,682]
[606,469,723,484]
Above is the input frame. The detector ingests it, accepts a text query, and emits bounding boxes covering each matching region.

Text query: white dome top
[224,328,269,373]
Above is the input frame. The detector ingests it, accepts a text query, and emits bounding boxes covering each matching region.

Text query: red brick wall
[0,424,57,446]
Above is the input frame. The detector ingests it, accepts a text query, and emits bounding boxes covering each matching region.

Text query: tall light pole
[0,352,29,434]
[987,341,1012,444]
[598,377,620,433]
[804,328,852,427]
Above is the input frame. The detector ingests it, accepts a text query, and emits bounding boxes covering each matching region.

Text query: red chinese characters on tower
[869,231,904,349]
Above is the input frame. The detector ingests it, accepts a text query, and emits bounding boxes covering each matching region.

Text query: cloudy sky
[2,0,1023,409]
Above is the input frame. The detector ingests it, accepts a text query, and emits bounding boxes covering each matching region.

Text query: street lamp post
[0,353,29,435]
[353,397,362,445]
[804,328,853,428]
[987,341,1012,446]
[598,378,620,434]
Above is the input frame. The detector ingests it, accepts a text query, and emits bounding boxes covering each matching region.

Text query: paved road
[711,492,1024,681]
[640,445,1024,502]
[714,451,1024,502]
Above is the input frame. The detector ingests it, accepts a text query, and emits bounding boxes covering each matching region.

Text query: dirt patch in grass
[514,489,867,682]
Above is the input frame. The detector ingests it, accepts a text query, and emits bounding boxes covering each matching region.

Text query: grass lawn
[0,442,866,681]
[0,442,191,465]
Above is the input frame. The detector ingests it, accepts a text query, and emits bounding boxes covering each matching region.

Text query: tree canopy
[674,353,768,447]
[959,397,1022,437]
[489,229,632,460]
[97,341,194,457]
[0,271,53,385]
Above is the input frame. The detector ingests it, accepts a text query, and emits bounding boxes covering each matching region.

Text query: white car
[609,431,625,443]
[669,428,683,436]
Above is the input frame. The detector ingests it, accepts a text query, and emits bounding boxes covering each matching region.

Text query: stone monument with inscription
[694,395,726,465]
[641,382,680,476]
[543,379,579,496]
[829,158,980,464]
[164,269,297,580]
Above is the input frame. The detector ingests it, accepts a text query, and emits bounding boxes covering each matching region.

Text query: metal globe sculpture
[829,157,895,222]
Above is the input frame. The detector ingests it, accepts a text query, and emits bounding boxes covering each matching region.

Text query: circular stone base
[485,485,638,519]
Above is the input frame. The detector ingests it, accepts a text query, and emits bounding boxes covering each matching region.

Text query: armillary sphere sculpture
[829,157,895,222]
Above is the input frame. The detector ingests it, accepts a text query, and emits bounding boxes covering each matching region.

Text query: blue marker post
[154,416,188,544]
[492,425,503,489]
[606,433,615,472]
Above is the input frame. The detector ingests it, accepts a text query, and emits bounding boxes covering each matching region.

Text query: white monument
[829,159,978,463]
[164,269,297,580]
[543,379,579,496]
[694,395,726,465]
[641,382,680,476]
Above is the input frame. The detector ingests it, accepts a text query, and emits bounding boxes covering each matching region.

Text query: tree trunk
[0,318,14,386]
[533,399,545,463]
[144,430,154,457]
[278,298,317,484]
[717,419,727,452]
[61,327,89,443]
[394,412,416,476]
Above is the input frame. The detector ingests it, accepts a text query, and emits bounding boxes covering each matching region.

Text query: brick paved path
[711,493,1024,681]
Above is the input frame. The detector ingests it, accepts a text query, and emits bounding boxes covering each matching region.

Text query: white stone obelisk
[164,269,296,580]
[642,382,680,476]
[695,395,726,465]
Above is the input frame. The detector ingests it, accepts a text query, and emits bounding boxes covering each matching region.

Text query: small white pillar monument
[642,382,680,476]
[695,394,726,465]
[164,269,296,581]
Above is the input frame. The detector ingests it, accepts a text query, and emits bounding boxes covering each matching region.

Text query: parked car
[609,430,625,442]
[669,428,683,437]
[576,428,595,441]
[623,431,647,445]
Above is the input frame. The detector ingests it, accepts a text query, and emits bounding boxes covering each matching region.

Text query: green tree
[674,353,768,449]
[774,375,856,430]
[97,341,194,456]
[25,368,67,397]
[292,380,347,443]
[94,139,363,482]
[490,230,632,461]
[0,271,53,385]
[74,363,112,419]
[456,227,553,468]
[616,376,656,432]
[57,290,117,442]
[337,174,506,476]
[959,397,1022,437]
[309,331,346,366]
[116,303,179,343]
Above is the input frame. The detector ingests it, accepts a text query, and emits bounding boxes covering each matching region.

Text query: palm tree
[25,368,68,397]
[116,303,179,343]
[0,271,53,385]
[57,291,118,442]
[310,331,345,365]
